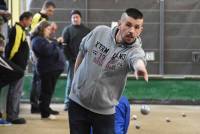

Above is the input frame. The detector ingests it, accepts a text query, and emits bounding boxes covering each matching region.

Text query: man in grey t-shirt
[68,8,148,134]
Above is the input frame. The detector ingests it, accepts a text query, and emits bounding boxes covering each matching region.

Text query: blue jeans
[68,100,115,134]
[64,61,75,107]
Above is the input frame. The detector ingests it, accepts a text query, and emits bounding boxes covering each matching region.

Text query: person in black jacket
[62,10,90,111]
[31,21,65,119]
[4,11,33,124]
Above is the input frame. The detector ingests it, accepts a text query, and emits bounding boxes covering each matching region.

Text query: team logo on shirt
[92,41,127,70]
[93,41,109,66]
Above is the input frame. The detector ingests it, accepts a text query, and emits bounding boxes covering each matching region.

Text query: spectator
[30,0,55,31]
[30,0,56,114]
[4,11,33,124]
[62,10,90,111]
[31,21,65,119]
[0,34,22,126]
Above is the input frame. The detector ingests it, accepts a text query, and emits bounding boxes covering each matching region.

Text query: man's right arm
[128,48,148,82]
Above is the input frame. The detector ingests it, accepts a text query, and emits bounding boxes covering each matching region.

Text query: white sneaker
[41,115,56,120]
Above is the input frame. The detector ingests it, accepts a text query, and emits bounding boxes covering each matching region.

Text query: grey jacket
[69,25,146,115]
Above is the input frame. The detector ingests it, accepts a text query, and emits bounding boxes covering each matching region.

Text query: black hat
[70,10,82,18]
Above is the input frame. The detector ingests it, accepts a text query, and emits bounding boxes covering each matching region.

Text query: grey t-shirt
[69,25,146,115]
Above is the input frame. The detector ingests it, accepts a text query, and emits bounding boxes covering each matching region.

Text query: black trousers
[68,100,115,134]
[0,56,24,89]
[39,70,61,118]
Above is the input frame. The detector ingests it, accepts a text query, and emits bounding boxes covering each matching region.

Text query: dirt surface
[0,104,200,134]
[129,105,200,134]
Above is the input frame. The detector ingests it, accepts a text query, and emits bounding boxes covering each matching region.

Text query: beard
[122,36,136,45]
[120,31,136,45]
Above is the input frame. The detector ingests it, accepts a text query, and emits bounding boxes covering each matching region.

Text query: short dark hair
[43,0,56,9]
[125,8,143,19]
[70,10,82,18]
[19,11,33,21]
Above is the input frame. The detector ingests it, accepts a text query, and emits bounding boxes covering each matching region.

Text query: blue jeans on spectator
[64,61,75,109]
[30,64,41,111]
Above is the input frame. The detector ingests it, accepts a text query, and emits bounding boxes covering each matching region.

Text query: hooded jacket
[69,25,146,115]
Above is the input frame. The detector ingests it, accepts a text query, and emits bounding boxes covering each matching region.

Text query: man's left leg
[6,77,26,124]
[91,112,115,134]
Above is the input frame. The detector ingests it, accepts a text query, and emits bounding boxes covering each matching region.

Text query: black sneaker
[49,108,59,115]
[64,107,68,111]
[64,104,69,111]
[41,115,56,120]
[9,118,26,124]
[31,107,40,114]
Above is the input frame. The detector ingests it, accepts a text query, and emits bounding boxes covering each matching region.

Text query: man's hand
[134,60,148,82]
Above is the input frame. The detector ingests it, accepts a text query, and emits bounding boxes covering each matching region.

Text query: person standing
[30,0,55,31]
[0,32,22,126]
[4,12,33,124]
[31,21,65,119]
[30,0,56,114]
[68,8,148,134]
[62,10,90,111]
[0,1,19,126]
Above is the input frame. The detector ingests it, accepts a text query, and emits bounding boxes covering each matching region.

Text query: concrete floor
[0,104,200,134]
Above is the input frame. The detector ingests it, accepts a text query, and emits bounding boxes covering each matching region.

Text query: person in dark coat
[62,10,90,110]
[31,21,65,119]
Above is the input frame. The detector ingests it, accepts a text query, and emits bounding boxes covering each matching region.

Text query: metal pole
[85,0,88,26]
[10,0,13,26]
[159,0,165,75]
[20,0,24,13]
